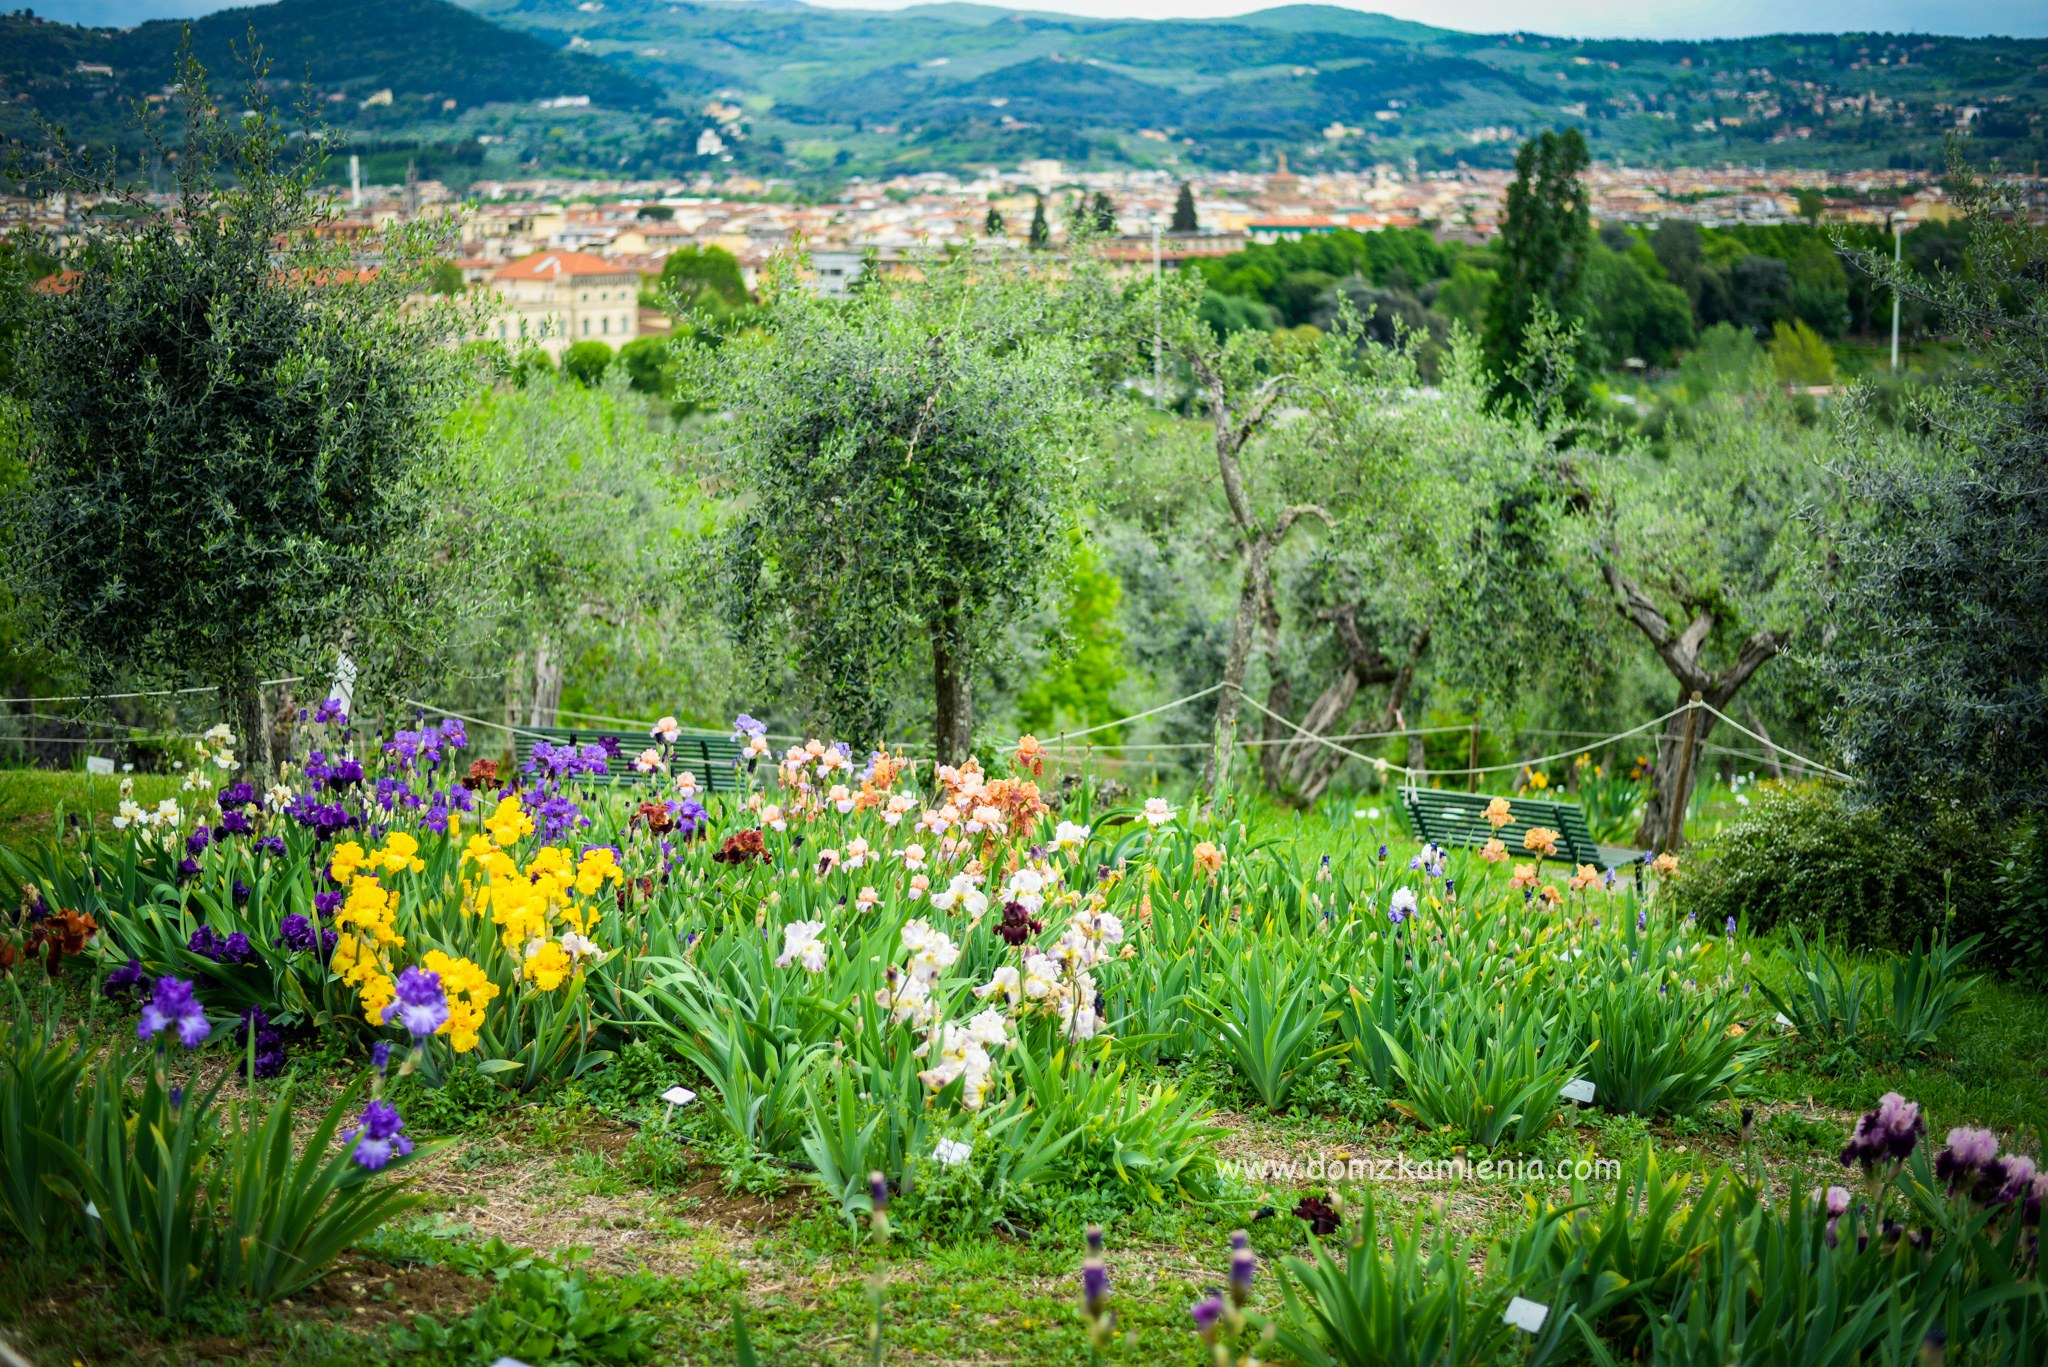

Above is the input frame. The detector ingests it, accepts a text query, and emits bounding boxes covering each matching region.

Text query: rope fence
[0,675,1852,789]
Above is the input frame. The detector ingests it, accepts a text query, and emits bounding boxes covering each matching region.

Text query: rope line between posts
[1234,686,1695,779]
[1698,702,1854,782]
[0,678,305,707]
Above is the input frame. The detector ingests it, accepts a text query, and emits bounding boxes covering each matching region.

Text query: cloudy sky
[40,0,2048,37]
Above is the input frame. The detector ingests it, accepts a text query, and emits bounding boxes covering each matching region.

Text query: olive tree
[1,49,465,762]
[679,249,1103,759]
[1588,388,1829,849]
[1827,156,2048,817]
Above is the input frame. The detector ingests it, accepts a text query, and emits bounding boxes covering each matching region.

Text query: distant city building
[487,251,640,358]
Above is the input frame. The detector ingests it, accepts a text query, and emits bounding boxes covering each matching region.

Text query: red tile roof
[492,250,636,281]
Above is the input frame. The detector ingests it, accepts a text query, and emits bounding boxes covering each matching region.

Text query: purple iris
[255,834,287,857]
[177,857,201,880]
[673,798,709,841]
[138,977,210,1048]
[314,889,345,919]
[531,791,588,842]
[189,925,257,965]
[313,697,349,726]
[185,827,211,857]
[393,965,449,1039]
[1190,1294,1224,1338]
[217,781,258,810]
[102,957,149,1000]
[276,913,317,953]
[1840,1092,1926,1170]
[732,714,767,743]
[1227,1230,1255,1305]
[235,1005,287,1078]
[348,1099,413,1170]
[371,1040,392,1074]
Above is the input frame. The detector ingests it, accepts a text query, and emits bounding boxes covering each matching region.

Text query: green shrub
[1676,783,1982,953]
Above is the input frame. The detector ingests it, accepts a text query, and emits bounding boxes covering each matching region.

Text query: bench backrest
[510,726,747,792]
[1399,787,1605,868]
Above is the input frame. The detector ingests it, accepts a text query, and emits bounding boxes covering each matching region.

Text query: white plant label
[1560,1078,1597,1105]
[330,650,359,714]
[1774,1012,1795,1029]
[1503,1297,1551,1332]
[85,756,116,775]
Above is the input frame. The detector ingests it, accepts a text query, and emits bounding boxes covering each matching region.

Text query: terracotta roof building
[487,250,639,359]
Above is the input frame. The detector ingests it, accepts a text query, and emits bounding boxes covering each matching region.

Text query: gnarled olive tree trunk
[1604,563,1788,850]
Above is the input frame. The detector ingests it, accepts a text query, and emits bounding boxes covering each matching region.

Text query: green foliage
[1674,321,1770,396]
[1582,240,1694,368]
[1266,1190,1517,1367]
[393,1259,660,1365]
[683,248,1108,752]
[659,245,748,309]
[1767,319,1834,385]
[0,1014,89,1254]
[1829,160,2048,819]
[1193,944,1343,1111]
[1569,960,1755,1118]
[1380,989,1580,1148]
[1678,783,1981,953]
[562,340,614,387]
[0,47,464,722]
[215,1076,437,1303]
[1484,129,1591,404]
[15,1028,434,1318]
[615,335,673,397]
[1016,526,1128,743]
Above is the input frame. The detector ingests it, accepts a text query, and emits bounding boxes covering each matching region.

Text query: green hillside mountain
[0,0,677,181]
[2,0,2043,183]
[461,0,2048,173]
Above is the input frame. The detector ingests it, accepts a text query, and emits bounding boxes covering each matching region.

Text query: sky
[38,0,2048,37]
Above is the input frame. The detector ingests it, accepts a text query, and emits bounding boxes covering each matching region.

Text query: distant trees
[1484,128,1592,404]
[1028,195,1051,250]
[1090,191,1118,235]
[659,244,747,308]
[0,48,463,763]
[562,340,613,386]
[1828,161,2048,818]
[1171,181,1198,233]
[984,202,1005,236]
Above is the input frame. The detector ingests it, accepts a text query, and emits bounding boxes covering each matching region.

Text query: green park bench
[1399,787,1645,872]
[512,725,750,792]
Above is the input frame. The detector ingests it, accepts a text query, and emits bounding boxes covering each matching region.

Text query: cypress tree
[1482,128,1592,406]
[984,202,1005,236]
[1090,191,1117,234]
[1028,194,1050,250]
[1170,181,1198,233]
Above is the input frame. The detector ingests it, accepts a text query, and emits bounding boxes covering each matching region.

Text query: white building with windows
[487,250,639,358]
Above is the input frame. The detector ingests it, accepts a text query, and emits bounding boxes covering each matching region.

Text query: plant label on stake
[1560,1078,1596,1105]
[1503,1297,1550,1332]
[330,650,358,715]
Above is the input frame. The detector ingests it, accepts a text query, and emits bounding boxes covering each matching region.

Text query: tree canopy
[0,48,464,755]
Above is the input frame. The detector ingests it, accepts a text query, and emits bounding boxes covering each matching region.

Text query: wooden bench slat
[510,725,751,792]
[1399,786,1644,871]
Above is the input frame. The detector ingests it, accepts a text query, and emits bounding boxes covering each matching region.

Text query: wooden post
[1663,691,1703,854]
[1466,721,1478,792]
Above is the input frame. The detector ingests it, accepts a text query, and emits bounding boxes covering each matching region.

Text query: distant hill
[3,0,2044,182]
[459,0,2048,174]
[0,0,669,150]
